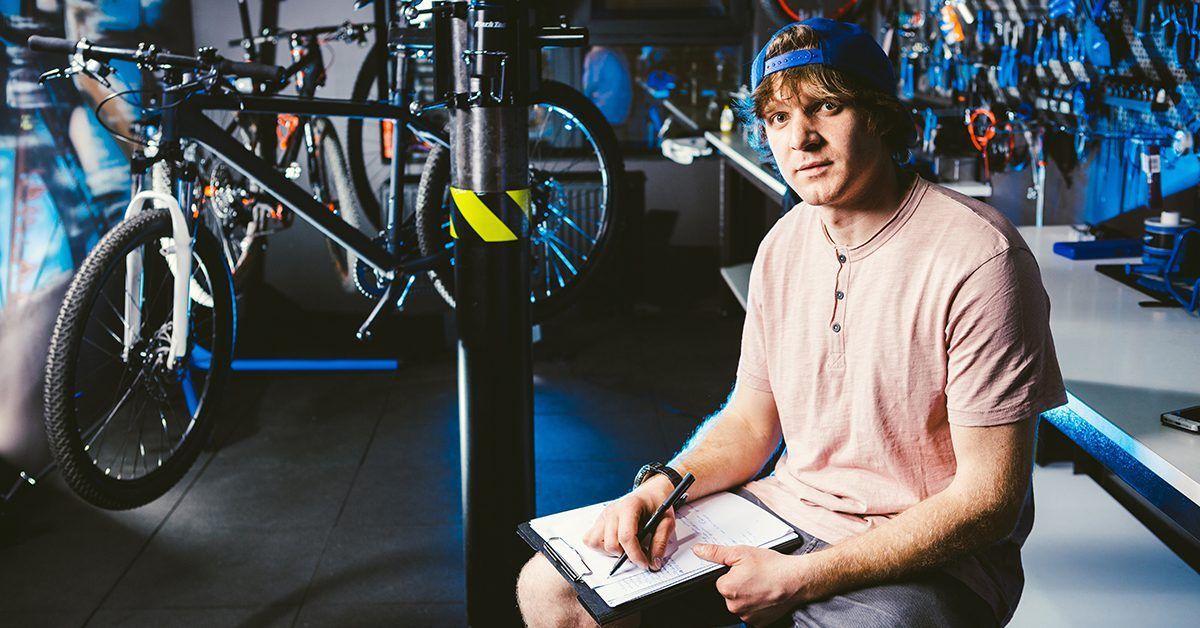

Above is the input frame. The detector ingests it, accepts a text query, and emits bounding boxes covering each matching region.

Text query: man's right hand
[581,475,677,572]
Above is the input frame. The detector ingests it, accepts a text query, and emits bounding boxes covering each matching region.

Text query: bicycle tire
[346,44,388,229]
[414,80,626,322]
[313,117,373,294]
[44,209,235,510]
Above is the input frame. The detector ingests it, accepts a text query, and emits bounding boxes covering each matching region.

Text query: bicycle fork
[120,158,196,369]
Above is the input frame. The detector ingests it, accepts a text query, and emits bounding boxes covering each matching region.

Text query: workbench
[1019,225,1200,569]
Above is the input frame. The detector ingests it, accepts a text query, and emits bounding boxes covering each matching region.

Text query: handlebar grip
[27,35,79,55]
[218,59,285,83]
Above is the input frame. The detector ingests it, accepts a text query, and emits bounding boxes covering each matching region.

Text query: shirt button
[832,323,842,333]
[836,291,845,300]
[837,254,847,264]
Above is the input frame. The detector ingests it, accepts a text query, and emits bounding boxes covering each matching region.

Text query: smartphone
[1161,405,1200,434]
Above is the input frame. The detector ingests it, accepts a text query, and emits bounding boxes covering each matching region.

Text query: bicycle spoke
[113,392,150,479]
[82,335,123,361]
[74,353,122,386]
[83,369,143,452]
[99,291,130,330]
[544,231,587,263]
[545,239,579,277]
[544,204,598,245]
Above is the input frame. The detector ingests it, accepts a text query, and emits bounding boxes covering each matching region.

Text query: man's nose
[788,117,821,151]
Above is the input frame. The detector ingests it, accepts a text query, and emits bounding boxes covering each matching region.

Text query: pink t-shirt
[739,176,1066,624]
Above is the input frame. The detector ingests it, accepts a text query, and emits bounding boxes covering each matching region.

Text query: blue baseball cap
[750,18,896,98]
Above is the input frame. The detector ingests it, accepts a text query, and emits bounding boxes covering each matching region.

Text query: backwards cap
[750,18,896,98]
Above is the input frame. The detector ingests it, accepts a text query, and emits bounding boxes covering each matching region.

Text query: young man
[517,18,1065,627]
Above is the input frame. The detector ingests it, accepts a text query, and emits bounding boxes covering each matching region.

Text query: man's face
[762,82,891,208]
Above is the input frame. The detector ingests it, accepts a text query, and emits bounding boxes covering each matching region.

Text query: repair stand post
[449,2,534,625]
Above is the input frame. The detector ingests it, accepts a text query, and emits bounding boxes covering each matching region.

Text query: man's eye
[769,112,788,125]
[820,101,841,113]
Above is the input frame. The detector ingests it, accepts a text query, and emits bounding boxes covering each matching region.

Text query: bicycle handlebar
[27,35,285,83]
[26,35,79,55]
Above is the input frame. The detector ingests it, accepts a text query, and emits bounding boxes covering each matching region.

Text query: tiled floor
[2,302,1198,627]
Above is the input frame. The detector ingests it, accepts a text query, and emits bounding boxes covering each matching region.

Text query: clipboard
[516,518,806,625]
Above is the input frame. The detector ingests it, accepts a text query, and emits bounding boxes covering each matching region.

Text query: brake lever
[38,55,114,88]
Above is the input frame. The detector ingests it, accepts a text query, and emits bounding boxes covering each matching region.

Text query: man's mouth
[797,161,832,174]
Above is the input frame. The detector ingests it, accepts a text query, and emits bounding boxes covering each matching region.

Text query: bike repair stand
[448,1,535,624]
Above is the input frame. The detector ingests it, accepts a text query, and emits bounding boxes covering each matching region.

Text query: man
[517,18,1065,627]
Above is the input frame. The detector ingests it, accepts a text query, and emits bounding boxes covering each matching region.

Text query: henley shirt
[739,175,1067,624]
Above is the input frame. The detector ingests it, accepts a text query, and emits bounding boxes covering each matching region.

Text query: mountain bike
[207,12,377,294]
[30,36,437,510]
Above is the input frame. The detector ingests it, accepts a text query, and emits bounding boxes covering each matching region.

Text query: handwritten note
[529,492,798,607]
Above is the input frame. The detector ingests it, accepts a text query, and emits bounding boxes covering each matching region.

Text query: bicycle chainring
[353,235,392,300]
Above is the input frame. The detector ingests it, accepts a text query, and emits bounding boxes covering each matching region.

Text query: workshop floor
[2,297,1198,627]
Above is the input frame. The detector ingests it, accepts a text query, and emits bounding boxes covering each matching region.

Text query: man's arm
[582,381,783,570]
[693,416,1036,624]
[657,382,784,501]
[805,417,1036,593]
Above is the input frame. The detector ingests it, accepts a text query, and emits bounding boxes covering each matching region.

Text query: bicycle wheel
[346,46,448,229]
[44,209,235,510]
[346,45,392,229]
[414,80,625,322]
[311,117,373,294]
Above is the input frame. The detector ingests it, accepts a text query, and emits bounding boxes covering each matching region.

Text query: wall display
[887,0,1200,227]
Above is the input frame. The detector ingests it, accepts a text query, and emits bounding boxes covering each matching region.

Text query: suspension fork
[121,78,198,369]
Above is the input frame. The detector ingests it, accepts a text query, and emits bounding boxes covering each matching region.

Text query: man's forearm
[800,484,1021,600]
[664,407,779,502]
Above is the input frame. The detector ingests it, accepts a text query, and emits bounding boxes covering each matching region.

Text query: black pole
[449,1,534,625]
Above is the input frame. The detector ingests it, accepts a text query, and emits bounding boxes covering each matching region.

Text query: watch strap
[634,462,684,489]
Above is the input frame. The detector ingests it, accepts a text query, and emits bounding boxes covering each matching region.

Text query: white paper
[528,492,798,607]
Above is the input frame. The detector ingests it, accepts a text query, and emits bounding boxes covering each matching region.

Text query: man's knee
[517,554,588,626]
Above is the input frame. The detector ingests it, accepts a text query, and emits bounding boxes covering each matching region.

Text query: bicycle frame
[129,85,448,365]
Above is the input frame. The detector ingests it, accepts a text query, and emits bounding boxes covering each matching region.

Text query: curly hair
[734,24,917,163]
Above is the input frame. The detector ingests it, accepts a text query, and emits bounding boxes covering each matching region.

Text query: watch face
[634,463,658,487]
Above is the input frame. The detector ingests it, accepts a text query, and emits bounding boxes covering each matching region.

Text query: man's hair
[734,24,916,163]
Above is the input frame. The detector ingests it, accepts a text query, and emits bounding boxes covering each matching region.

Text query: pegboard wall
[889,0,1200,225]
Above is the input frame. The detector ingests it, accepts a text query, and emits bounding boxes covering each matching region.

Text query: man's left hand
[692,543,829,626]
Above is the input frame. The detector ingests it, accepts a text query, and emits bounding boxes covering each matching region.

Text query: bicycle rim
[527,100,612,306]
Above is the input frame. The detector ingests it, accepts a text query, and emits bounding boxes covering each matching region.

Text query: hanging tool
[1135,0,1159,36]
[968,107,997,181]
[922,107,939,154]
[978,9,994,47]
[900,52,915,100]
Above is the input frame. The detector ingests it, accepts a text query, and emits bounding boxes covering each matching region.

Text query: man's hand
[581,476,676,571]
[692,544,829,626]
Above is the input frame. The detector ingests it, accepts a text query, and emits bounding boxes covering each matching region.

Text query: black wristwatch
[633,462,684,490]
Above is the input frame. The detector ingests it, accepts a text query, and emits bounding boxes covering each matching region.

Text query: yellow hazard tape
[507,189,531,217]
[449,187,531,242]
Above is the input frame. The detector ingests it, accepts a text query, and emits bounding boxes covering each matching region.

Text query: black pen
[608,472,695,577]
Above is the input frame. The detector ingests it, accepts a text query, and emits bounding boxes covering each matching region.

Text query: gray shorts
[638,489,997,628]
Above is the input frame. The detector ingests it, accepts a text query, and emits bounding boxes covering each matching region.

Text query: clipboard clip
[544,536,593,583]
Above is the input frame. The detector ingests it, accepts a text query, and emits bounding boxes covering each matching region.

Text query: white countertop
[1019,226,1200,505]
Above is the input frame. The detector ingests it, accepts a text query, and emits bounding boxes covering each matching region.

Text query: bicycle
[18,21,543,512]
[207,11,377,294]
[345,0,625,319]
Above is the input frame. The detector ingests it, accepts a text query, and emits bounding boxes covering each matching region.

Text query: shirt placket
[829,246,849,370]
